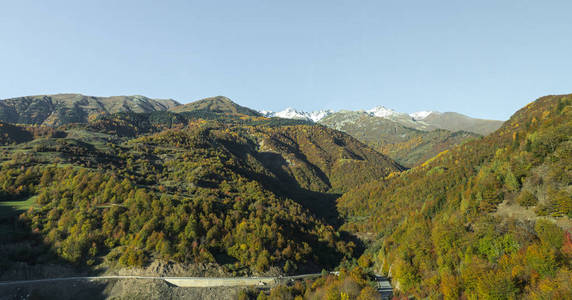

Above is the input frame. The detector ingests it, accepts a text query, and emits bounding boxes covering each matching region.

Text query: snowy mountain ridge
[367,105,404,118]
[409,110,438,120]
[260,106,437,123]
[260,108,334,122]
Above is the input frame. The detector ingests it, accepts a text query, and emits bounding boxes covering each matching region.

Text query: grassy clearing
[0,196,37,218]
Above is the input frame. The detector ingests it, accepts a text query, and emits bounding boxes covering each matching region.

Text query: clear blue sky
[1,1,571,120]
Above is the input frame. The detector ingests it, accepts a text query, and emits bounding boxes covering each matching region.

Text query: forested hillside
[338,94,572,298]
[0,93,482,169]
[170,96,261,116]
[0,102,402,277]
[377,129,479,168]
[1,94,570,299]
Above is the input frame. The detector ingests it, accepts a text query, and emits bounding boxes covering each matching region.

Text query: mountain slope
[264,106,503,135]
[0,122,66,145]
[0,109,402,276]
[422,111,503,135]
[264,107,501,167]
[378,129,480,168]
[261,108,333,122]
[366,106,435,131]
[0,94,180,126]
[337,94,572,298]
[319,111,479,167]
[255,125,404,193]
[170,96,261,116]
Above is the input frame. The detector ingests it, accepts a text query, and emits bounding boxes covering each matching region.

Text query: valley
[0,93,570,299]
[262,105,502,168]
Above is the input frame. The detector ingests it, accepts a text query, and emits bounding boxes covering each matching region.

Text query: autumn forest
[0,94,570,299]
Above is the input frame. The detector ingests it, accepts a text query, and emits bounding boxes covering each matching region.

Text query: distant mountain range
[0,94,502,134]
[0,93,503,167]
[260,106,503,135]
[260,105,503,166]
[319,111,481,167]
[0,94,180,126]
[260,108,333,122]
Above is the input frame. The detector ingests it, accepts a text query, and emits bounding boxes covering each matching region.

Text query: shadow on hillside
[214,134,345,227]
[259,164,366,269]
[250,151,342,226]
[226,149,366,267]
[0,201,108,300]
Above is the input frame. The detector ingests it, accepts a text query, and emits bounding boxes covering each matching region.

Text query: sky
[1,1,571,120]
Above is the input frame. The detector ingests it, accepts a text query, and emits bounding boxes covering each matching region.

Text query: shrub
[516,190,538,207]
[534,220,564,249]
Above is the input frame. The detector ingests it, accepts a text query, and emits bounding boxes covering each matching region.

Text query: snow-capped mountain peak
[259,108,332,122]
[273,107,309,120]
[259,109,273,116]
[409,111,435,120]
[273,108,295,116]
[366,105,404,118]
[307,110,333,122]
[261,105,441,125]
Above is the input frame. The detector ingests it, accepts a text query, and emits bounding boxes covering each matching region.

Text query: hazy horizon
[1,1,571,119]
